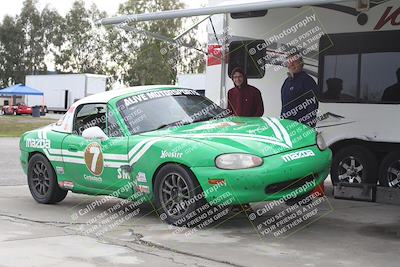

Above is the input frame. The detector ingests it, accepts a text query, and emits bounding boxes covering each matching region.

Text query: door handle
[68,145,78,152]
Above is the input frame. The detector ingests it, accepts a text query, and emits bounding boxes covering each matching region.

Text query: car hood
[141,117,316,157]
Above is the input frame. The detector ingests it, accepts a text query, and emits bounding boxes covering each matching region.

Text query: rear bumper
[191,145,332,205]
[20,150,29,175]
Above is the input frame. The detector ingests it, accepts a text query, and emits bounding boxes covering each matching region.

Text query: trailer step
[333,183,376,202]
[376,187,400,205]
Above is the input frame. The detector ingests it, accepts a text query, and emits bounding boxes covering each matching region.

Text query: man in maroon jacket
[227,67,264,117]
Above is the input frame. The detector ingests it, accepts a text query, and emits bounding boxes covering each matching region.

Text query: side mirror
[82,126,109,141]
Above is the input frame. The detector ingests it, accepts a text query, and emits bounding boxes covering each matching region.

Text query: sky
[0,0,208,20]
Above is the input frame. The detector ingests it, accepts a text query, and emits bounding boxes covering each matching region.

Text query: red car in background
[1,103,32,115]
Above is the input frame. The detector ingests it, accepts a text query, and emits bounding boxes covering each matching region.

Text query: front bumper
[191,145,332,205]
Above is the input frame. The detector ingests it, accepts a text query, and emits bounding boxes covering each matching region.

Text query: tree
[19,0,47,75]
[0,0,64,87]
[0,15,25,87]
[54,1,108,74]
[106,0,206,86]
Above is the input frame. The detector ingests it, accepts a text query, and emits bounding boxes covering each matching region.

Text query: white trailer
[202,0,400,190]
[177,73,206,95]
[25,74,108,112]
[99,0,400,191]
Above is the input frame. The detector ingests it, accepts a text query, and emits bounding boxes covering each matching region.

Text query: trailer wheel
[378,152,400,188]
[331,145,377,185]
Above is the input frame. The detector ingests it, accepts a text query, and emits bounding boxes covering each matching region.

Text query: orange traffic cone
[312,182,325,197]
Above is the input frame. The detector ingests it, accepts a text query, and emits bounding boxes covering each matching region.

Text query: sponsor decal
[59,181,74,189]
[117,167,131,180]
[123,89,199,107]
[281,149,315,162]
[84,142,104,176]
[26,138,51,149]
[160,150,183,159]
[375,6,400,30]
[84,174,103,183]
[136,172,147,183]
[56,166,65,175]
[135,185,150,194]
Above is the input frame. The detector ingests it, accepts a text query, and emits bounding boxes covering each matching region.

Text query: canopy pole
[98,0,346,25]
[10,96,13,114]
[41,96,45,116]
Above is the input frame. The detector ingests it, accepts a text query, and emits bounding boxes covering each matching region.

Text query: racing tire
[331,145,377,185]
[154,164,206,226]
[378,151,400,188]
[27,154,68,204]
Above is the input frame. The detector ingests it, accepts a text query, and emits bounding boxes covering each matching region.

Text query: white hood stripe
[270,117,293,148]
[262,117,283,141]
[175,134,290,149]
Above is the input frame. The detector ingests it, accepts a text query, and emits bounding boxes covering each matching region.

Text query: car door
[61,103,132,195]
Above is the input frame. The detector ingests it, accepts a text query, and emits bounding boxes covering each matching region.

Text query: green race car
[19,85,331,225]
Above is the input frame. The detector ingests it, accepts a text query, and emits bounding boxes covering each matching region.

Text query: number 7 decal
[84,143,104,176]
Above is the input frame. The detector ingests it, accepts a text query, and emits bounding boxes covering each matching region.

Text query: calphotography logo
[84,142,104,176]
[281,149,315,162]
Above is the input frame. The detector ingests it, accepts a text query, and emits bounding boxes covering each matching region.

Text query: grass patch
[0,115,57,137]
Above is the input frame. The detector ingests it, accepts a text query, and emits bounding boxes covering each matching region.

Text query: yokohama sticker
[59,181,74,190]
[84,142,104,176]
[135,185,150,194]
[136,172,147,183]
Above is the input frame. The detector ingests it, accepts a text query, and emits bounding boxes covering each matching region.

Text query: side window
[361,52,400,103]
[320,54,358,102]
[106,108,124,137]
[228,40,266,79]
[320,53,400,104]
[73,103,107,135]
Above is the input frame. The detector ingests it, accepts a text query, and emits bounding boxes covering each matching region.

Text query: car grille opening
[265,174,317,195]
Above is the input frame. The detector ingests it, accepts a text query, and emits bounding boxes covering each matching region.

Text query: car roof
[74,85,181,106]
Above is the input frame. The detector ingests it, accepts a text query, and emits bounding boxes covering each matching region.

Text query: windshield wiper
[155,120,191,130]
[192,116,214,123]
[155,115,215,131]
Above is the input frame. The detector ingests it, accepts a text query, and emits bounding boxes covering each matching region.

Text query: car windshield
[116,89,226,135]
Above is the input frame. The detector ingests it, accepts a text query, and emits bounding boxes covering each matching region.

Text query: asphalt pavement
[0,138,26,186]
[0,137,399,267]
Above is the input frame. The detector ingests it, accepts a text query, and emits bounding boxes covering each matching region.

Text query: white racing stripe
[261,117,283,141]
[38,129,162,168]
[37,130,63,162]
[270,117,293,148]
[129,138,164,165]
[128,139,150,158]
[63,157,85,164]
[171,132,291,149]
[184,132,282,142]
[34,120,295,170]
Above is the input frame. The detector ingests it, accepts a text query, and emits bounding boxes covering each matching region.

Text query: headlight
[215,154,263,170]
[316,132,328,151]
